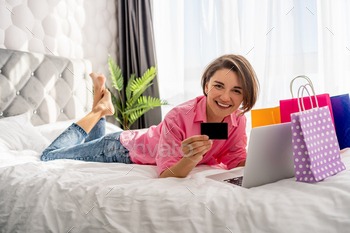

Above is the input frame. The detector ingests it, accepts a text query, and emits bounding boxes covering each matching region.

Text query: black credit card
[201,122,228,139]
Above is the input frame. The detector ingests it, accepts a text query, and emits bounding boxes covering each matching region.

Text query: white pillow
[106,121,123,134]
[35,119,78,142]
[0,112,51,153]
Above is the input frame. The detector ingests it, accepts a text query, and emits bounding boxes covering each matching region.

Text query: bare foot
[94,89,115,117]
[90,73,106,108]
[90,73,106,90]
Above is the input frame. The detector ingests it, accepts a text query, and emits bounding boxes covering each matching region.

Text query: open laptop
[206,122,295,188]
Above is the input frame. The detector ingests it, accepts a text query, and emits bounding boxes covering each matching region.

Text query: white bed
[1,113,350,232]
[1,49,350,232]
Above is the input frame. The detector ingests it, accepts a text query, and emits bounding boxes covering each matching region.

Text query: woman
[41,54,259,178]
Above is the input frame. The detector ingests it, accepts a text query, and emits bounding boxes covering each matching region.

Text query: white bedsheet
[0,121,350,232]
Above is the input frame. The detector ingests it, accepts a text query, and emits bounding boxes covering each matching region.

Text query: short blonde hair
[201,54,260,115]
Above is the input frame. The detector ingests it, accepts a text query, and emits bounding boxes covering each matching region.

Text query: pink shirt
[120,95,247,177]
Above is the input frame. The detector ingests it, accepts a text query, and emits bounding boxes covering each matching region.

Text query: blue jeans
[41,118,133,164]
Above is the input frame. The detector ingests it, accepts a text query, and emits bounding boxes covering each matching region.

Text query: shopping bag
[291,85,346,182]
[251,106,281,128]
[330,94,350,150]
[280,75,335,125]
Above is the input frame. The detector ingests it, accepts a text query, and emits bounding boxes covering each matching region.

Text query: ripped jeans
[40,118,133,164]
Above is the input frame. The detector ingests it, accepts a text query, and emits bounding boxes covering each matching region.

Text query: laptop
[206,122,295,188]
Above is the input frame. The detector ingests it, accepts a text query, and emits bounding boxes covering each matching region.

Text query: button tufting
[59,73,62,78]
[83,107,87,112]
[31,72,34,76]
[46,91,49,95]
[0,112,3,116]
[72,91,75,96]
[82,74,85,78]
[60,109,64,113]
[33,110,37,114]
[16,91,20,95]
[0,69,2,74]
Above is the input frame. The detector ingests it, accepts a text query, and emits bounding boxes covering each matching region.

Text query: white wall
[0,0,117,75]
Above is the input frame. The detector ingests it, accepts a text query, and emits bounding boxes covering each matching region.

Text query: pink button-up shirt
[120,95,247,176]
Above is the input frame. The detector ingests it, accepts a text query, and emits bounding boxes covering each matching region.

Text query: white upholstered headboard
[0,48,93,126]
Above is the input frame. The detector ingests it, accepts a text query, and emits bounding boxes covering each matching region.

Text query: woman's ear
[205,81,209,94]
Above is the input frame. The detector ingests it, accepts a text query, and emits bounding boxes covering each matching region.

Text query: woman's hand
[181,135,213,163]
[160,135,213,178]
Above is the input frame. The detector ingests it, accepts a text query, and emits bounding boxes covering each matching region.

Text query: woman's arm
[161,157,245,178]
[159,157,199,178]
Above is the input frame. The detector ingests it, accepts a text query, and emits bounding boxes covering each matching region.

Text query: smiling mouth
[215,101,232,108]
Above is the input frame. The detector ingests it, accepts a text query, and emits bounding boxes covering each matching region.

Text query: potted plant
[106,55,169,130]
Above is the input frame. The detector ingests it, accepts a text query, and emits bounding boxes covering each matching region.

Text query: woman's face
[205,68,244,122]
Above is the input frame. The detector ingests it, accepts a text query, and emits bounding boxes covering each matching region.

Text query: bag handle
[290,75,315,98]
[297,84,320,112]
[297,85,313,112]
[303,84,319,108]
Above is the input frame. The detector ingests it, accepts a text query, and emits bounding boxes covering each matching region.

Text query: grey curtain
[113,0,161,130]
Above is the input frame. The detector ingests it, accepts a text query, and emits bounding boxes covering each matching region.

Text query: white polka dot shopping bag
[291,84,346,182]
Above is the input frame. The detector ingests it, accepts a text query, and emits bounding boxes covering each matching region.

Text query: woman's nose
[220,91,231,102]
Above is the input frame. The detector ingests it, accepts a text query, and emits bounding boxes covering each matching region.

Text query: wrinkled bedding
[0,121,350,233]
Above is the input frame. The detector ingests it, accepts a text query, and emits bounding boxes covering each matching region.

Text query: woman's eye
[233,89,241,94]
[215,85,222,89]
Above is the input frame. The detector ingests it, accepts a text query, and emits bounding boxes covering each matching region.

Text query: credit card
[201,122,228,139]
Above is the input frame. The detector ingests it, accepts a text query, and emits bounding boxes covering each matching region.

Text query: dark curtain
[113,0,161,130]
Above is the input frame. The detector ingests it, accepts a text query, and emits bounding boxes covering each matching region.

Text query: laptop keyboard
[223,176,244,186]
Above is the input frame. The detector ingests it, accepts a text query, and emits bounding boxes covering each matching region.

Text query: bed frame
[0,48,93,126]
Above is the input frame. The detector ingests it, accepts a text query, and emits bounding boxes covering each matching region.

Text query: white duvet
[0,118,350,233]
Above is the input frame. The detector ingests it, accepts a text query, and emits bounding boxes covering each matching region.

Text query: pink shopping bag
[291,85,346,182]
[280,75,334,125]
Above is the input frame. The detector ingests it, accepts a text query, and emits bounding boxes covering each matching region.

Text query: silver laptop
[206,122,295,188]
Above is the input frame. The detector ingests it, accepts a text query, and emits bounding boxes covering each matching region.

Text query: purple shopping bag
[290,85,346,182]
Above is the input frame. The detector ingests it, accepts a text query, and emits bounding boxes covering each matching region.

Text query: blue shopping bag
[330,94,350,150]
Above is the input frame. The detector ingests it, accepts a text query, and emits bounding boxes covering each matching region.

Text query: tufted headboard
[0,48,93,126]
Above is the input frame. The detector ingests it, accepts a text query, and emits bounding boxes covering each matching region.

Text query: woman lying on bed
[41,54,259,178]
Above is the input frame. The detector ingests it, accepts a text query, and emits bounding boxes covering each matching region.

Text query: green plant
[107,55,169,130]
